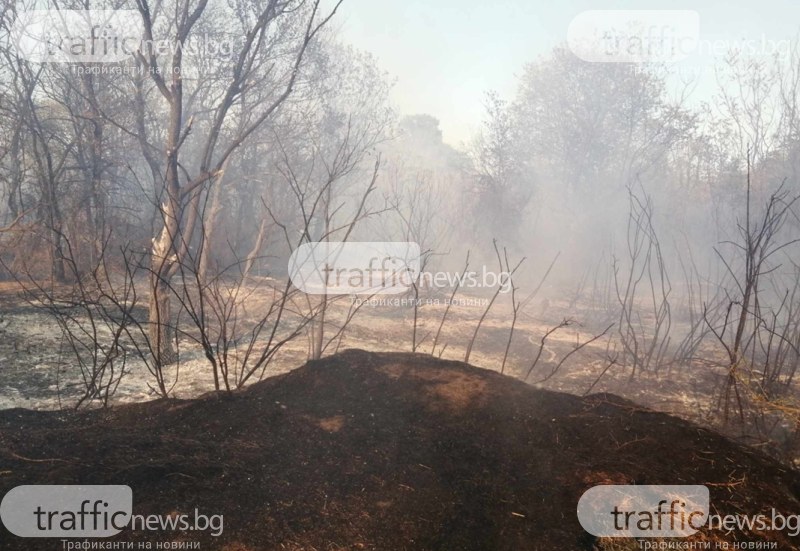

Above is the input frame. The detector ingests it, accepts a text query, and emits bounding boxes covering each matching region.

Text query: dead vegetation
[1,350,799,550]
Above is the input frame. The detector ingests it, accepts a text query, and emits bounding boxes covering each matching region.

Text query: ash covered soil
[1,349,799,550]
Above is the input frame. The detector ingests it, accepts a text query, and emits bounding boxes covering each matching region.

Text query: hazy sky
[332,0,800,146]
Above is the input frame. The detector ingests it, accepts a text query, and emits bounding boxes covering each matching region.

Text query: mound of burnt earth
[1,350,799,550]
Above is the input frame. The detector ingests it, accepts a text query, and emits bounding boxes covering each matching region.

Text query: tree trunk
[46,181,66,283]
[149,272,176,379]
[146,59,185,370]
[242,217,267,278]
[311,293,327,360]
[198,178,223,285]
[149,226,178,372]
[51,226,66,283]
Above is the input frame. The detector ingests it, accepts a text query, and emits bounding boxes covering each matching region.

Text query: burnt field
[2,350,799,550]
